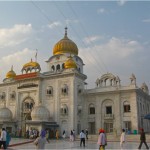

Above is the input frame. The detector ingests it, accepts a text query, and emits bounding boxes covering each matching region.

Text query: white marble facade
[0,29,150,137]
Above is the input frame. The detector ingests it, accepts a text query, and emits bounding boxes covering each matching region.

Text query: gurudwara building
[0,28,150,137]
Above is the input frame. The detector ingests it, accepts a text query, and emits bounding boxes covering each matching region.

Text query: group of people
[32,127,149,150]
[0,128,11,149]
[119,128,149,150]
[26,129,39,139]
[97,127,150,150]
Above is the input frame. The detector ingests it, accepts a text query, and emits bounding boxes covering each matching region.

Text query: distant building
[0,28,150,137]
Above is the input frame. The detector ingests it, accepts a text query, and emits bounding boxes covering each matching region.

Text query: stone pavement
[7,138,150,149]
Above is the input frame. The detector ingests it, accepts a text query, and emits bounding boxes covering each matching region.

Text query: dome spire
[11,65,13,71]
[64,26,68,37]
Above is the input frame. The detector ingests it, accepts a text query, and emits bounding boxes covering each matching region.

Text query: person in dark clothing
[85,129,88,140]
[138,128,149,149]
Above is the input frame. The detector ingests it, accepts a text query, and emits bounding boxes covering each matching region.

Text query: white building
[0,28,150,137]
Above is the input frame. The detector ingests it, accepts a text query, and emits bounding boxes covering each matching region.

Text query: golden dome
[23,59,40,68]
[53,27,78,56]
[6,66,16,79]
[22,59,41,73]
[64,57,77,69]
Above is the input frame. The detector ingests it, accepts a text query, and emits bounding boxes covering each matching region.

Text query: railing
[104,114,114,119]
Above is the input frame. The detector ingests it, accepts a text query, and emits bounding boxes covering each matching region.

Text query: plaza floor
[7,138,150,149]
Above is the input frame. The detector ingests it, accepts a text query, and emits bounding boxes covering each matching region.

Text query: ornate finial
[65,27,68,37]
[11,65,13,71]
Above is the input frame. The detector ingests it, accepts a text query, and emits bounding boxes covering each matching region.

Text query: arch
[51,65,55,71]
[1,92,6,100]
[61,84,68,95]
[56,64,60,71]
[60,104,68,115]
[62,63,65,69]
[101,99,114,115]
[123,101,130,113]
[89,103,95,114]
[46,86,53,95]
[22,97,35,113]
[10,91,16,99]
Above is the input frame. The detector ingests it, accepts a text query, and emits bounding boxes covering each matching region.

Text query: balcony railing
[104,114,114,119]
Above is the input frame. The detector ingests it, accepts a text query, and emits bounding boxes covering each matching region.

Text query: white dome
[31,105,50,121]
[0,107,13,121]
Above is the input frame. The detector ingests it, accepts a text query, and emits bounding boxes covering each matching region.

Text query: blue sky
[0,1,150,88]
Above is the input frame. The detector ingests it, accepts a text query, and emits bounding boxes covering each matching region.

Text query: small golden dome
[6,66,16,79]
[22,59,41,73]
[23,59,40,68]
[64,57,77,69]
[53,27,78,56]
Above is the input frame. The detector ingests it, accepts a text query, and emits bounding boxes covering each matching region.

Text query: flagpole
[35,49,38,62]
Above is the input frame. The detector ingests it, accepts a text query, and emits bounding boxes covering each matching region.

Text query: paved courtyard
[7,138,150,149]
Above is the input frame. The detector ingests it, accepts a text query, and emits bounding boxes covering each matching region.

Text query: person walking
[73,129,75,141]
[97,129,107,150]
[85,129,88,140]
[80,130,85,147]
[0,128,7,149]
[62,130,66,139]
[70,130,74,141]
[120,129,126,150]
[138,128,149,149]
[45,130,50,143]
[56,130,59,140]
[34,130,47,149]
[6,130,11,149]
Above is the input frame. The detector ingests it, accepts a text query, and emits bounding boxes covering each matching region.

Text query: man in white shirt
[80,130,85,147]
[1,128,7,149]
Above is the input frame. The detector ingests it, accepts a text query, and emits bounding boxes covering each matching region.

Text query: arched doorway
[22,97,35,136]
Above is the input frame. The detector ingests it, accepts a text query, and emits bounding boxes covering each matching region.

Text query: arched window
[56,64,60,71]
[23,99,34,112]
[10,91,16,99]
[1,92,6,100]
[60,104,68,115]
[51,65,55,71]
[123,101,131,113]
[62,63,65,69]
[61,84,68,95]
[46,86,53,95]
[89,104,95,114]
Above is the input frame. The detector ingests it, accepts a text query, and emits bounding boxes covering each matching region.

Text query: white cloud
[97,8,106,14]
[83,35,102,44]
[0,48,35,81]
[80,37,142,67]
[79,37,143,88]
[0,24,32,48]
[142,19,150,23]
[48,21,62,29]
[117,0,127,6]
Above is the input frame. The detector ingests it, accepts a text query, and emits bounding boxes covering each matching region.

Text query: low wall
[77,134,150,142]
